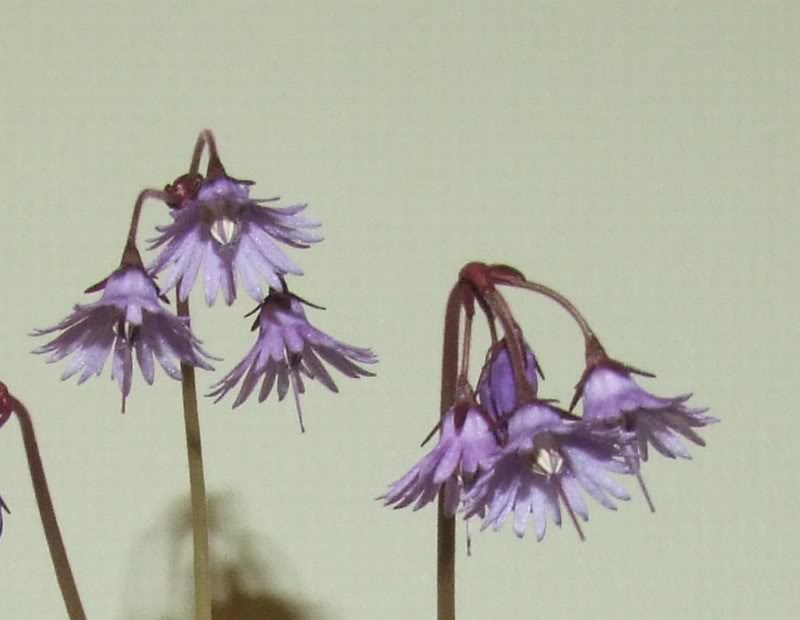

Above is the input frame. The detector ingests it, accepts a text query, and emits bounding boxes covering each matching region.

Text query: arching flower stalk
[0,382,87,619]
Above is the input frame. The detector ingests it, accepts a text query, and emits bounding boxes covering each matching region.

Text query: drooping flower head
[208,288,377,431]
[149,174,322,306]
[463,403,632,540]
[33,266,215,411]
[477,338,540,421]
[576,362,718,462]
[382,402,499,517]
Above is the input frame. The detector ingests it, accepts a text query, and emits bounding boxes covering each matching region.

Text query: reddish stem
[437,282,462,620]
[122,188,168,265]
[11,397,87,620]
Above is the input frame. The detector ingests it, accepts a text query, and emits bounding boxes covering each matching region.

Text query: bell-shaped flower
[149,176,322,306]
[208,290,376,431]
[578,364,718,461]
[382,404,499,517]
[477,339,540,420]
[33,266,215,411]
[463,403,632,540]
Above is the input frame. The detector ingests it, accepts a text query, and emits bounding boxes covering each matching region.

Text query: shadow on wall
[123,493,320,620]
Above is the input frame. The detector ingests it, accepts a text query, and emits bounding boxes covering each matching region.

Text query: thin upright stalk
[12,398,87,620]
[189,130,224,178]
[124,189,167,251]
[438,283,462,620]
[176,296,212,620]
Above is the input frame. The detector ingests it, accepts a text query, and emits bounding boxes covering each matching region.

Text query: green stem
[13,399,87,620]
[176,296,212,620]
[438,282,462,620]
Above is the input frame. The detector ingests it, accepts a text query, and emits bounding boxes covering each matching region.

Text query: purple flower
[149,176,322,306]
[0,495,8,538]
[208,291,376,431]
[477,339,540,420]
[382,404,499,517]
[33,266,215,411]
[579,364,718,461]
[463,403,631,540]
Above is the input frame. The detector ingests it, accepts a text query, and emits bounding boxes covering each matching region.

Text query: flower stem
[176,295,212,620]
[189,130,224,179]
[438,282,462,620]
[12,398,87,620]
[511,279,595,343]
[122,188,167,263]
[483,288,536,404]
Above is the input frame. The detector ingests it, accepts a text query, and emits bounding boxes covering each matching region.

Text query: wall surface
[1,1,797,618]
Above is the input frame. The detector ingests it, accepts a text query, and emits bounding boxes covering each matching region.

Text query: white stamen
[532,448,563,476]
[112,320,135,341]
[210,217,239,246]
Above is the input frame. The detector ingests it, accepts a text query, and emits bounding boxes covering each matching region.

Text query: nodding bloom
[577,364,718,461]
[208,289,377,431]
[0,495,8,538]
[33,266,215,412]
[462,403,632,541]
[477,339,540,420]
[149,175,322,306]
[381,403,499,517]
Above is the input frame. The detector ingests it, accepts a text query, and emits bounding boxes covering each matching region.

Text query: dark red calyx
[459,262,494,292]
[164,173,203,209]
[489,264,526,285]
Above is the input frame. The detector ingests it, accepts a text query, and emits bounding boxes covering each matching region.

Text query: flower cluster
[32,131,376,421]
[383,262,717,541]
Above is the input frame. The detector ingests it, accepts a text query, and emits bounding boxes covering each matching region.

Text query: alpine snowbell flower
[477,339,539,421]
[33,266,215,411]
[149,175,322,306]
[382,404,499,516]
[463,403,631,540]
[208,289,377,431]
[578,364,719,461]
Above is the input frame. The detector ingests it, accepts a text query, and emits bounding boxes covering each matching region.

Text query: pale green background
[0,1,796,618]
